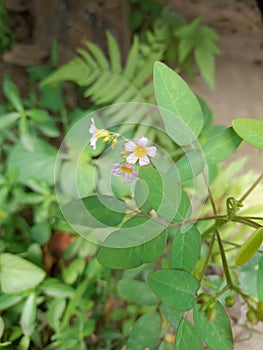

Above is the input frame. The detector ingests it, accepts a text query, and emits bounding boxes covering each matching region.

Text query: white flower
[89,118,109,150]
[112,163,138,183]
[125,136,157,166]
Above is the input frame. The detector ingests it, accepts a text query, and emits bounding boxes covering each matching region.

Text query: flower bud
[206,305,216,322]
[196,293,211,304]
[225,295,235,307]
[246,310,258,324]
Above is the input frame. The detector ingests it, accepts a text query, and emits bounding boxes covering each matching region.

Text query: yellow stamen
[134,145,147,158]
[120,164,133,174]
[96,129,109,139]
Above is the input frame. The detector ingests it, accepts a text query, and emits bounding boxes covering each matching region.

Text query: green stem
[239,173,263,203]
[215,228,233,287]
[199,232,216,282]
[231,216,262,229]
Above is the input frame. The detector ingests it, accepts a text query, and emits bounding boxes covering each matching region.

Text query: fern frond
[41,30,166,123]
[84,41,109,70]
[106,31,122,73]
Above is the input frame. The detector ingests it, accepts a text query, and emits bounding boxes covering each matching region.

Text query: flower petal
[125,140,136,152]
[146,146,157,158]
[139,155,150,166]
[126,153,138,164]
[90,135,97,149]
[136,136,148,146]
[124,173,133,183]
[112,165,122,176]
[89,118,96,134]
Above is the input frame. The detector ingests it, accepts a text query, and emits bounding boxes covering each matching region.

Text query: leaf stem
[238,173,263,203]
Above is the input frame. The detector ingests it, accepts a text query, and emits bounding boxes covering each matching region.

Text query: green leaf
[170,150,205,182]
[203,127,242,164]
[232,118,263,150]
[106,31,122,73]
[3,75,24,112]
[7,140,57,185]
[175,318,203,350]
[126,311,161,350]
[257,256,263,301]
[235,228,263,266]
[160,303,183,330]
[59,161,97,199]
[194,302,233,350]
[30,223,51,245]
[62,257,86,285]
[171,227,201,272]
[117,278,158,305]
[0,293,23,310]
[148,269,200,310]
[0,316,4,339]
[154,62,204,145]
[62,195,126,228]
[0,112,20,129]
[139,166,190,222]
[26,109,50,122]
[0,253,46,293]
[96,217,166,269]
[20,293,37,336]
[39,278,74,298]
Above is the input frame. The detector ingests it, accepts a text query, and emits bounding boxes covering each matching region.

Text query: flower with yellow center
[125,136,157,166]
[89,118,110,150]
[112,162,138,183]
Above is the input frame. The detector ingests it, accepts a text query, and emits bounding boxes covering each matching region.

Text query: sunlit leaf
[235,228,263,266]
[232,118,263,150]
[154,62,204,145]
[204,127,242,164]
[0,253,46,294]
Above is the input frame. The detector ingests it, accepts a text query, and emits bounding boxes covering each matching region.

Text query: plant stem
[231,216,262,229]
[215,228,233,287]
[239,173,263,203]
[199,232,216,282]
[207,186,234,287]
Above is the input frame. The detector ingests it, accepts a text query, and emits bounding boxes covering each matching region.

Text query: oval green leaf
[175,318,203,350]
[171,226,201,272]
[96,217,166,269]
[235,228,263,266]
[20,293,37,336]
[0,253,46,294]
[194,301,233,350]
[126,310,161,350]
[148,269,200,311]
[204,127,242,164]
[232,118,263,150]
[154,62,204,145]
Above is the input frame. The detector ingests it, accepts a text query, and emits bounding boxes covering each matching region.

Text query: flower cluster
[89,119,157,182]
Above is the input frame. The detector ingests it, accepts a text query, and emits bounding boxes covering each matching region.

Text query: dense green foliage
[0,6,263,350]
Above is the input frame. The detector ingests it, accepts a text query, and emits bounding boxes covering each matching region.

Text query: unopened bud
[111,138,118,148]
[206,306,216,322]
[246,310,258,325]
[225,296,235,308]
[196,293,211,304]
